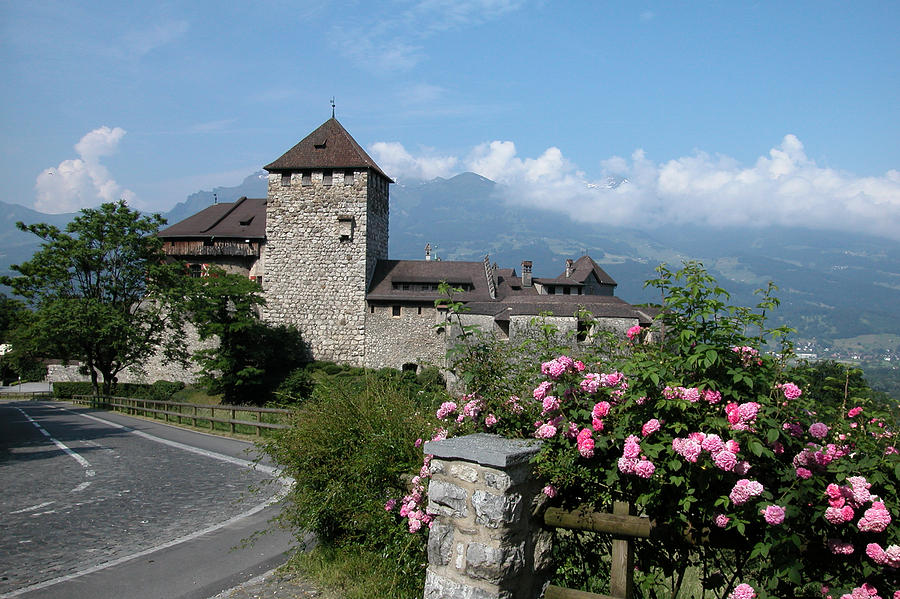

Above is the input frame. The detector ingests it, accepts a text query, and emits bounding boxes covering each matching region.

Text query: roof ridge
[203,196,247,233]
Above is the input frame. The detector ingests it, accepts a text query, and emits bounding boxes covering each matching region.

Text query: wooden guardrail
[543,501,654,599]
[70,395,292,436]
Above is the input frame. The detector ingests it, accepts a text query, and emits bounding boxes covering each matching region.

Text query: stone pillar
[422,433,551,599]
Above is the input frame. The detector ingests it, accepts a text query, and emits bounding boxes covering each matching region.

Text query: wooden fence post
[610,501,634,599]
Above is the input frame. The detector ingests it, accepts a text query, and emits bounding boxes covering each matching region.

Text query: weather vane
[331,97,335,118]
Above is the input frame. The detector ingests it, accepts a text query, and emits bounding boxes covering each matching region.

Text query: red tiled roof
[264,118,392,181]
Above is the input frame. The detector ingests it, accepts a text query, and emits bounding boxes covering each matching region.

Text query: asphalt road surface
[0,400,298,599]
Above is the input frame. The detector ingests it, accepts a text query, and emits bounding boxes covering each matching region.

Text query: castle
[157,117,654,373]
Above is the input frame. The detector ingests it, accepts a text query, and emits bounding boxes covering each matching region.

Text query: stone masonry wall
[364,303,447,370]
[263,169,388,366]
[423,434,552,599]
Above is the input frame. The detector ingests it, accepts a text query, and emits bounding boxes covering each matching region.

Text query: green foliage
[0,202,186,395]
[262,376,437,597]
[178,269,306,404]
[274,367,315,405]
[52,379,184,400]
[417,261,899,599]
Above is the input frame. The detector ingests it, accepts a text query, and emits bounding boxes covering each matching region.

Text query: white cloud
[332,0,527,72]
[34,126,136,214]
[375,135,900,240]
[370,142,459,181]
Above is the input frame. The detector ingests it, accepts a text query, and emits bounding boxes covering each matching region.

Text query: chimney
[521,260,533,287]
[565,258,574,278]
[425,243,432,261]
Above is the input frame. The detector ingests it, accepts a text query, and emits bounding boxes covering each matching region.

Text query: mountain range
[4,171,900,348]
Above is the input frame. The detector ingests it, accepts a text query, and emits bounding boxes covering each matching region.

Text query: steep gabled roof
[367,259,495,302]
[157,197,267,239]
[264,118,392,181]
[538,255,617,287]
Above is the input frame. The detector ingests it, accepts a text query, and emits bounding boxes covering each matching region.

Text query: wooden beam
[543,505,653,538]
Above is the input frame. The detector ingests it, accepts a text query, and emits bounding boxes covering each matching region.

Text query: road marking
[0,403,294,599]
[10,501,55,514]
[70,482,91,493]
[14,407,94,475]
[0,472,291,598]
[56,407,278,475]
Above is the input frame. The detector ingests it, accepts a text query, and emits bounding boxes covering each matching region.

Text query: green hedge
[53,380,185,401]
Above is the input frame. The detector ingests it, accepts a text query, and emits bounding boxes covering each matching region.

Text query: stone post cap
[424,433,542,468]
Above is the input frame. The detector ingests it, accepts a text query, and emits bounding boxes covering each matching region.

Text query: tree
[1,202,185,395]
[179,269,307,404]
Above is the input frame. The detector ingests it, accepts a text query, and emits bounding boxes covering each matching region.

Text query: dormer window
[314,138,327,149]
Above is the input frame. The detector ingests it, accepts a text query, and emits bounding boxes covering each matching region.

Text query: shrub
[52,380,184,401]
[393,262,900,599]
[262,376,439,597]
[274,368,315,405]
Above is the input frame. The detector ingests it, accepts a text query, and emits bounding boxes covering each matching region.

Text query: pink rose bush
[394,263,898,599]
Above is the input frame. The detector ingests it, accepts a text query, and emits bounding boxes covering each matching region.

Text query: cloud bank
[370,135,900,240]
[35,126,137,214]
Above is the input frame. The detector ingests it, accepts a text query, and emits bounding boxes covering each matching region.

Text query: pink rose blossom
[809,422,830,439]
[542,396,560,414]
[848,406,863,418]
[762,504,786,525]
[623,435,641,459]
[796,467,813,479]
[580,373,601,394]
[592,401,611,419]
[626,324,642,340]
[641,419,661,437]
[385,499,396,511]
[827,539,854,555]
[542,484,557,498]
[436,401,457,420]
[703,389,722,404]
[485,413,498,427]
[701,434,725,453]
[533,381,553,401]
[633,458,655,478]
[729,583,757,599]
[714,513,730,528]
[781,382,802,399]
[858,502,892,533]
[713,450,738,471]
[535,423,558,439]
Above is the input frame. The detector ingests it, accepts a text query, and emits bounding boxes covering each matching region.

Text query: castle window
[547,285,556,294]
[337,215,354,241]
[344,170,355,185]
[370,305,375,314]
[417,306,422,315]
[281,172,291,187]
[301,171,311,186]
[189,264,202,278]
[563,287,571,295]
[323,170,333,186]
[392,306,401,318]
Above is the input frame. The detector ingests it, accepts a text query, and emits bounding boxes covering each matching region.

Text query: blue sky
[2,1,899,237]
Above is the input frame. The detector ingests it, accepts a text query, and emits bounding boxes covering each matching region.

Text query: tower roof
[264,117,392,181]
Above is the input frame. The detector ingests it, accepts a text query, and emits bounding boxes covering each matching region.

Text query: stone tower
[262,118,390,365]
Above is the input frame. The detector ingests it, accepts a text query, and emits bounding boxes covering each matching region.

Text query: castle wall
[263,169,388,366]
[364,303,447,370]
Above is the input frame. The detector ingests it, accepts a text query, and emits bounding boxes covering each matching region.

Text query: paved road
[0,401,298,599]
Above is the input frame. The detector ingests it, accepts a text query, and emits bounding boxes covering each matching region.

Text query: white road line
[0,483,290,599]
[1,404,294,599]
[56,406,279,475]
[70,482,91,493]
[14,407,93,474]
[10,501,55,515]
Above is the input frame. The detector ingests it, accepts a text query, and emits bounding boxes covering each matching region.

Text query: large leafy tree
[179,269,307,404]
[1,201,185,395]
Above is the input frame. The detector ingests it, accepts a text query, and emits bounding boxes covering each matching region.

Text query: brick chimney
[565,258,574,278]
[425,243,432,261]
[521,261,533,287]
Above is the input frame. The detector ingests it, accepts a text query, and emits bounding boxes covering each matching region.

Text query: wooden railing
[70,395,292,436]
[543,501,654,599]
